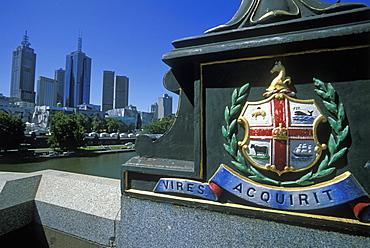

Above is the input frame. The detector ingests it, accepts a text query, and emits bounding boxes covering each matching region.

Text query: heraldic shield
[238,94,327,176]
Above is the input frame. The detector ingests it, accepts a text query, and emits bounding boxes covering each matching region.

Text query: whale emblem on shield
[238,94,327,176]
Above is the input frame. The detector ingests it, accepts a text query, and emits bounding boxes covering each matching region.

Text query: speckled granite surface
[118,196,370,248]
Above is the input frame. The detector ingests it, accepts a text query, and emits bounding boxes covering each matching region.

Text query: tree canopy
[91,115,105,133]
[48,111,86,151]
[90,115,135,133]
[106,117,120,133]
[0,111,25,151]
[141,114,175,134]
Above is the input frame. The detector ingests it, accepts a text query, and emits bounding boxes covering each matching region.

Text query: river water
[0,151,136,179]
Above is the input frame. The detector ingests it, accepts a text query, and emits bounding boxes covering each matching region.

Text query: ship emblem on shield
[238,94,327,176]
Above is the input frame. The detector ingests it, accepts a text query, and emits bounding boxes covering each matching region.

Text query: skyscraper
[114,76,129,109]
[158,94,172,119]
[54,68,65,105]
[102,70,114,112]
[101,71,129,112]
[151,103,158,120]
[10,31,36,103]
[36,76,57,106]
[64,37,92,107]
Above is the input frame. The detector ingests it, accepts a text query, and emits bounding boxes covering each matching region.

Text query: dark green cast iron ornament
[207,0,366,33]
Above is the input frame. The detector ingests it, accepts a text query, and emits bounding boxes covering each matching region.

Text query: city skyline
[0,0,368,111]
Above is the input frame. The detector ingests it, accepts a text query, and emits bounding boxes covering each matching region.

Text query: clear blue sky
[0,0,368,112]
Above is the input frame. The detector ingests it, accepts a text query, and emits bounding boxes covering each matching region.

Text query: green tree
[127,123,136,132]
[48,111,87,151]
[117,120,129,133]
[91,115,106,132]
[85,117,93,132]
[0,111,25,151]
[141,114,175,134]
[106,117,120,133]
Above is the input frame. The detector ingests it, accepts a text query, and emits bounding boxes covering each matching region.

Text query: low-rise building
[0,93,34,123]
[32,105,104,128]
[106,105,154,127]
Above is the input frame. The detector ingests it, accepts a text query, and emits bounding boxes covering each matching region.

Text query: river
[0,151,137,179]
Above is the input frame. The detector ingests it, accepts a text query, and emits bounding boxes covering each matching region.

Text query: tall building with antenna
[63,35,92,107]
[10,31,36,103]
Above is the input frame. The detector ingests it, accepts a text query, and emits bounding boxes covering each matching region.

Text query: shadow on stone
[0,223,48,248]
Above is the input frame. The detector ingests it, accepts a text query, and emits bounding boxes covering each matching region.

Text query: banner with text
[154,165,368,210]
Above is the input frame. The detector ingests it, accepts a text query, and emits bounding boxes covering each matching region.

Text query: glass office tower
[64,38,92,107]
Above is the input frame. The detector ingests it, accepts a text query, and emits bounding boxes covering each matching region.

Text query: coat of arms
[154,61,370,221]
[222,61,348,186]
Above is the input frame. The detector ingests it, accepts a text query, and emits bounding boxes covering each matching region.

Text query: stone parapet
[0,170,120,247]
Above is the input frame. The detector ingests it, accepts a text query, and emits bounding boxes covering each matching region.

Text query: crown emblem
[272,123,288,140]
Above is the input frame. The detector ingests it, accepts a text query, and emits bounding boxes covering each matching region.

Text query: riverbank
[93,148,135,154]
[38,146,135,156]
[0,150,137,179]
[0,145,135,164]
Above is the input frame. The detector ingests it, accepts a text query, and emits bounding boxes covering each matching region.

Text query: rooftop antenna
[22,30,31,48]
[78,30,82,52]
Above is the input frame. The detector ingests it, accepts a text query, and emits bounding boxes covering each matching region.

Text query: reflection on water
[0,152,137,179]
